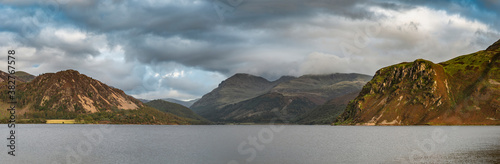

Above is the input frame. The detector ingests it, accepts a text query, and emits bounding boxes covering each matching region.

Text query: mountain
[14,71,36,82]
[17,69,143,113]
[163,98,199,108]
[193,73,371,123]
[209,92,317,123]
[137,98,151,103]
[0,70,200,125]
[136,98,198,107]
[271,73,370,104]
[146,99,211,124]
[0,70,35,83]
[337,39,500,125]
[191,73,292,114]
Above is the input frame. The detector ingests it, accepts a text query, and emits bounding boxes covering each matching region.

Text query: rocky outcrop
[337,40,500,125]
[12,70,143,113]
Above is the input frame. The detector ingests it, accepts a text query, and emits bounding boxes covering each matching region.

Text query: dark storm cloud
[0,0,499,100]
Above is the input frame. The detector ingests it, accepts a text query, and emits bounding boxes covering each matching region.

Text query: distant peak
[228,73,267,80]
[486,39,500,51]
[231,73,254,77]
[273,75,296,83]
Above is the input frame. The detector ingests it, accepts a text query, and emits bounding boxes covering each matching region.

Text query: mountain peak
[229,73,267,80]
[57,69,80,75]
[219,73,271,87]
[486,39,500,51]
[23,70,143,113]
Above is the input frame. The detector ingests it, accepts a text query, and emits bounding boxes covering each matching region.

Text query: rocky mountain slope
[0,70,201,125]
[193,73,371,123]
[16,70,143,113]
[337,39,500,125]
[191,73,291,115]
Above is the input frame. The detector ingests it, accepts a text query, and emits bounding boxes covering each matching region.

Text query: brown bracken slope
[11,70,143,113]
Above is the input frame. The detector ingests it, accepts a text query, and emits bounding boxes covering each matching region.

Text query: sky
[0,0,499,101]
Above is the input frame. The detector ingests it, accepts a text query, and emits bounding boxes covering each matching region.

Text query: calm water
[0,125,499,164]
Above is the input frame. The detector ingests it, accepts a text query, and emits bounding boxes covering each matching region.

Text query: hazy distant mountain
[337,39,500,125]
[137,98,151,103]
[136,98,199,108]
[162,98,199,108]
[192,73,371,123]
[146,99,211,124]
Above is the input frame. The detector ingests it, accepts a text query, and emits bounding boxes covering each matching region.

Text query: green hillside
[146,100,212,124]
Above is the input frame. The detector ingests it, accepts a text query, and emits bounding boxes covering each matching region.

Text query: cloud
[0,0,499,100]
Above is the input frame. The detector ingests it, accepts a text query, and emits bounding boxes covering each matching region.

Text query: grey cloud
[1,0,499,100]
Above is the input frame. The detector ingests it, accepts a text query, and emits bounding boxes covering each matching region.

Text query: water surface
[0,125,498,163]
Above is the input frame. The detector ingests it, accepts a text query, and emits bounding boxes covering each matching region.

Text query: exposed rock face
[337,41,500,125]
[15,70,143,113]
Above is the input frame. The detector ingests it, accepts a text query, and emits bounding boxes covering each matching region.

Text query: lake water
[0,125,499,164]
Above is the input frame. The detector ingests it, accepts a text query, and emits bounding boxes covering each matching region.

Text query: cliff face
[337,40,500,125]
[13,70,143,113]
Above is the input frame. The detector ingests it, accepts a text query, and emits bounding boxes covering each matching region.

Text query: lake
[0,125,499,164]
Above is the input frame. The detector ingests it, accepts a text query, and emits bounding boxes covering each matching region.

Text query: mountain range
[1,39,499,125]
[0,70,205,125]
[191,73,372,123]
[336,39,500,125]
[139,98,199,108]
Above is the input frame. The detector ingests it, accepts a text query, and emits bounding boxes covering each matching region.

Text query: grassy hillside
[208,92,317,123]
[191,73,283,114]
[146,100,212,124]
[295,92,359,124]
